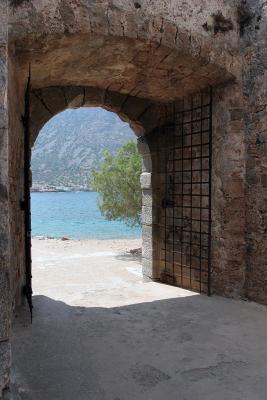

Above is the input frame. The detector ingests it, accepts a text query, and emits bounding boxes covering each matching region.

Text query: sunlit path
[9,239,267,400]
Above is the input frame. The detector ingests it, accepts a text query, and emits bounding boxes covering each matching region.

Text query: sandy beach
[32,237,142,257]
[31,236,195,309]
[31,237,148,307]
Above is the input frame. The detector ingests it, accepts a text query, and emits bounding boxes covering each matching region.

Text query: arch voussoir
[30,86,162,141]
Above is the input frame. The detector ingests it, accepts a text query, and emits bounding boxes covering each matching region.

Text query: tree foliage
[90,141,142,227]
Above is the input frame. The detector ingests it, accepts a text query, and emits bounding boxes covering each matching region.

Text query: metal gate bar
[161,87,212,295]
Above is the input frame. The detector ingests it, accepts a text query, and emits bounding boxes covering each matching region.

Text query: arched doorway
[1,1,250,394]
[20,90,154,317]
[7,3,237,314]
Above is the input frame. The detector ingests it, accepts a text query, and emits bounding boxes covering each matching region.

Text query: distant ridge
[31,108,135,191]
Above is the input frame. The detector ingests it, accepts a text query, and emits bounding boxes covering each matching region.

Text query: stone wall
[0,0,11,395]
[0,0,267,395]
[212,82,247,298]
[8,0,238,101]
[146,84,248,298]
[8,55,26,309]
[138,139,154,279]
[241,0,267,304]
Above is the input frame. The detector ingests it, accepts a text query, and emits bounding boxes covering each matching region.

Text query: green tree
[90,141,142,227]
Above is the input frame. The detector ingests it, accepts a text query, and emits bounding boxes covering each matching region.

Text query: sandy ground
[8,239,267,400]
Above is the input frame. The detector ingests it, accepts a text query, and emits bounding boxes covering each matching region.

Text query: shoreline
[31,189,91,193]
[33,235,141,242]
[32,237,142,255]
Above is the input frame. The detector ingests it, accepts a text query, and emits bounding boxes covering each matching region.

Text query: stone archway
[29,85,155,282]
[3,0,264,394]
[6,0,237,314]
[8,1,236,100]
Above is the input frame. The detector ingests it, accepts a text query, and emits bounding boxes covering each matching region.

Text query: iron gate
[161,88,212,295]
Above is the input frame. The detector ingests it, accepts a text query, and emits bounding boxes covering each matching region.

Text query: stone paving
[7,239,267,400]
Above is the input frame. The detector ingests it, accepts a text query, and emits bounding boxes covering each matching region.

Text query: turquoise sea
[31,192,141,240]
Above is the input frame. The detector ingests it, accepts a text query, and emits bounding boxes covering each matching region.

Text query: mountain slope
[31,108,135,190]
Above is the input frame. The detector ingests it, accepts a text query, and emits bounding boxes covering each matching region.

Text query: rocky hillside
[31,108,135,191]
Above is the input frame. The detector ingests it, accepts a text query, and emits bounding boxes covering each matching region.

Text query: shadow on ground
[114,252,142,263]
[9,293,267,400]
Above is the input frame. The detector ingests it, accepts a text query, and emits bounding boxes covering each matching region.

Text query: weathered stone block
[230,109,243,121]
[0,184,7,201]
[39,87,66,115]
[139,105,162,134]
[103,91,127,113]
[64,86,84,108]
[84,87,104,107]
[142,243,153,260]
[30,94,52,144]
[142,155,152,173]
[142,224,153,240]
[142,189,152,207]
[256,130,267,144]
[0,341,10,396]
[140,173,151,189]
[142,233,153,260]
[0,128,7,161]
[142,206,153,225]
[129,121,145,136]
[261,174,267,187]
[142,257,153,279]
[121,96,150,121]
[137,139,150,156]
[0,269,10,341]
[0,54,7,107]
[0,107,7,130]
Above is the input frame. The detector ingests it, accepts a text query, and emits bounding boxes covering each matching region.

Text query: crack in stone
[60,87,68,108]
[180,360,247,382]
[120,21,125,37]
[32,91,53,116]
[175,26,179,43]
[106,7,111,35]
[131,363,171,389]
